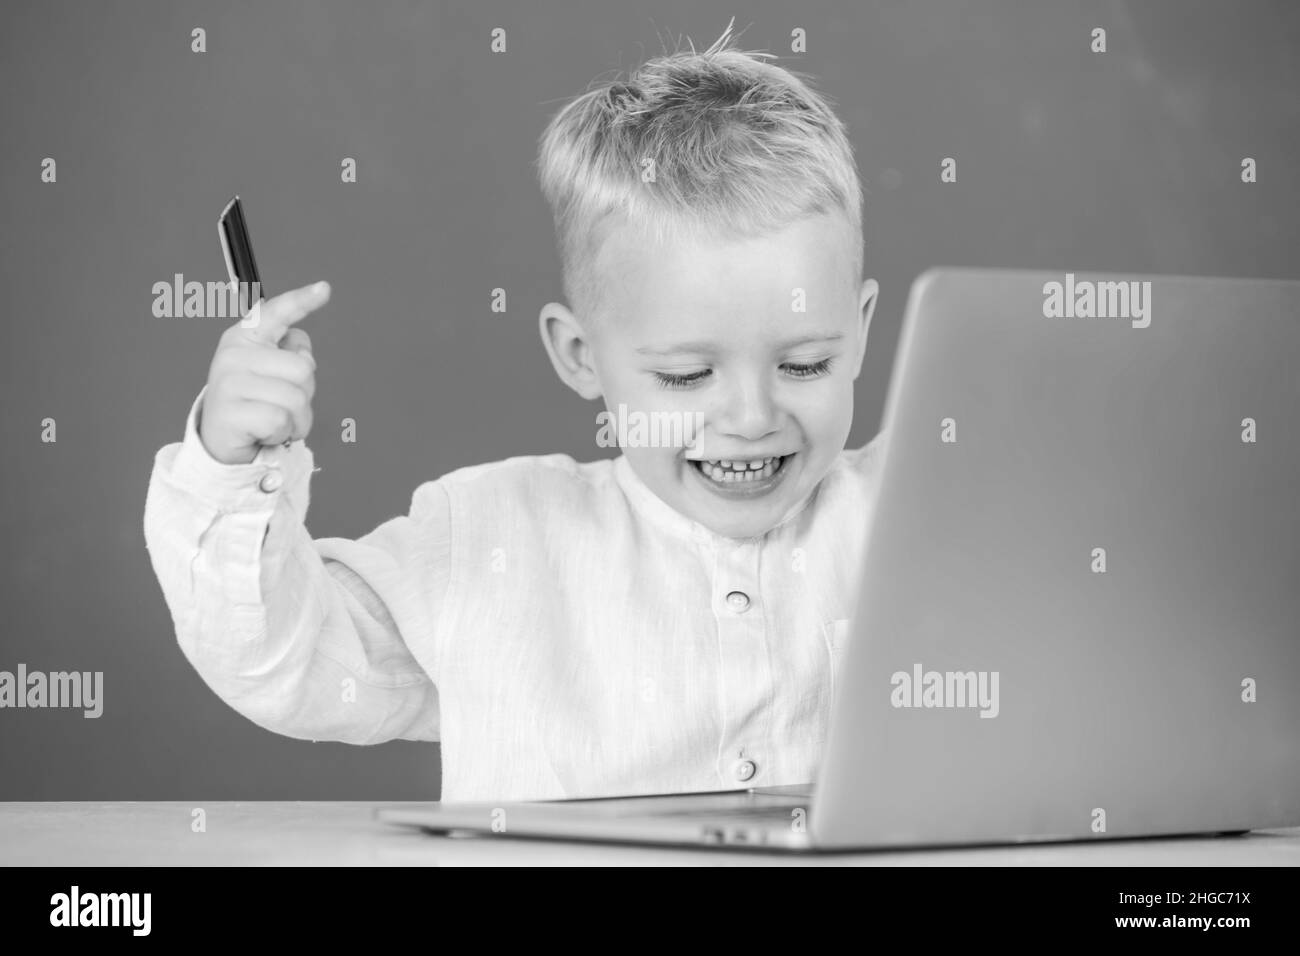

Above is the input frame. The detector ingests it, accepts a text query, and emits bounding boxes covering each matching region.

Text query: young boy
[143,26,883,803]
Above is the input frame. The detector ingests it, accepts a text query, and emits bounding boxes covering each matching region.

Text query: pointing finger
[239,281,331,345]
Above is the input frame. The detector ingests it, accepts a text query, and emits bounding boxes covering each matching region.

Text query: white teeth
[704,457,776,469]
[695,455,784,485]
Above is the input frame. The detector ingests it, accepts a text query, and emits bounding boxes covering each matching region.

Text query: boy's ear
[851,278,879,381]
[539,302,603,400]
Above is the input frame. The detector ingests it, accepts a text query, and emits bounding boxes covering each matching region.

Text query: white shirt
[143,387,885,803]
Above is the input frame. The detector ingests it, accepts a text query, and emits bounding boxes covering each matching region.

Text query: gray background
[1,0,1296,799]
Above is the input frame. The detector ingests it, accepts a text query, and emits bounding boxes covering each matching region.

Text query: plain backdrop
[1,0,1297,799]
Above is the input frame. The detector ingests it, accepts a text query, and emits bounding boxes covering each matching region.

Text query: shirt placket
[710,537,771,788]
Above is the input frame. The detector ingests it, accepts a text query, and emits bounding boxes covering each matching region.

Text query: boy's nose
[714,378,780,442]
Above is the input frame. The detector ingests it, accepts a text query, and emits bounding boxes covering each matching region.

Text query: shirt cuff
[170,385,315,514]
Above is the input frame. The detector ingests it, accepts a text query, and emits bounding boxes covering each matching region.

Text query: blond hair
[535,20,864,324]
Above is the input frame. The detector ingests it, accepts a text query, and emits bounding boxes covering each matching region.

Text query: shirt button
[725,590,751,613]
[258,470,283,493]
[733,759,756,782]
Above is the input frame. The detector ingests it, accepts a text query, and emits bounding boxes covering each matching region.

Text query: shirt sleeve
[142,386,444,744]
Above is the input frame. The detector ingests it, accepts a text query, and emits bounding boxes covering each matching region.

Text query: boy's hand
[196,281,330,466]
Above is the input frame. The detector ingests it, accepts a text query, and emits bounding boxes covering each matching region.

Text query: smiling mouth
[689,454,791,484]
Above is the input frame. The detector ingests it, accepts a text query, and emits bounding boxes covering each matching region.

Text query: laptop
[377,267,1300,851]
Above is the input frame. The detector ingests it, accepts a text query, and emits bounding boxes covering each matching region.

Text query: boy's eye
[651,359,834,389]
[652,369,712,390]
[782,357,834,379]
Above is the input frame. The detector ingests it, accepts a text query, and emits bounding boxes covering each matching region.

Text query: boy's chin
[676,469,806,539]
[691,510,782,540]
[632,452,824,539]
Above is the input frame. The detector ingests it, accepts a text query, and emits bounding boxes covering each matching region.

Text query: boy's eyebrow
[635,332,844,356]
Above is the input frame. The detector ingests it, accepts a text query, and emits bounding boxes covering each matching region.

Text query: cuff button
[258,470,283,493]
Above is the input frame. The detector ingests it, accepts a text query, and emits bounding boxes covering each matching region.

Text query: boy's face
[541,211,878,540]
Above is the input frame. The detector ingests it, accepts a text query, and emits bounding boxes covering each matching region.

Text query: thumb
[280,327,314,366]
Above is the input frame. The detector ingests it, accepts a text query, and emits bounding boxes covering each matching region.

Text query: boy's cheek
[797,389,854,438]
